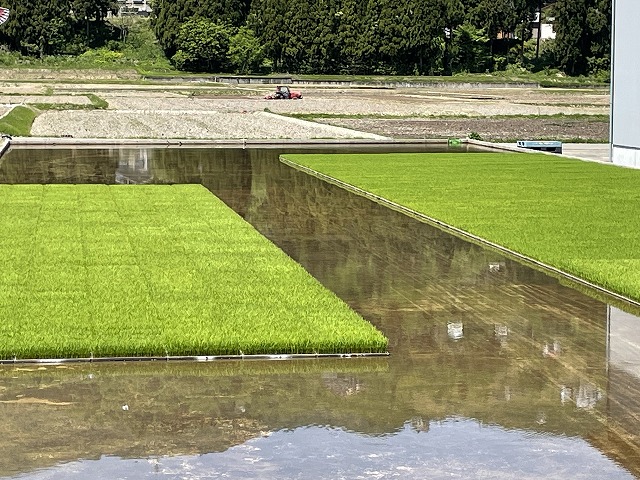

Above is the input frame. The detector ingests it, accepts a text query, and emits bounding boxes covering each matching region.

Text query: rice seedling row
[282,152,640,302]
[0,184,388,359]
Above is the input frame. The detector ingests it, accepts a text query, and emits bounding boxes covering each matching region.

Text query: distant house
[495,13,555,41]
[532,12,556,40]
[107,0,152,17]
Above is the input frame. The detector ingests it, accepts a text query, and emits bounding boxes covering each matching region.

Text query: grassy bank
[0,184,387,359]
[0,96,108,137]
[282,152,640,301]
[0,106,37,136]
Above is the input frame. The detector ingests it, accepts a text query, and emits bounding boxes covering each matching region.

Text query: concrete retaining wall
[144,75,540,89]
[612,145,640,168]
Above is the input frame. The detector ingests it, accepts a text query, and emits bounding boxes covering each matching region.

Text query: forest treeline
[0,0,611,78]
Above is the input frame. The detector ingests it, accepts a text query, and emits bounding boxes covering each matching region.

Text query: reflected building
[115,148,152,184]
[604,306,640,463]
[608,306,640,380]
[447,322,464,340]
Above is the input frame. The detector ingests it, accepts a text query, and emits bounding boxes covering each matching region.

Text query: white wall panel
[611,0,640,154]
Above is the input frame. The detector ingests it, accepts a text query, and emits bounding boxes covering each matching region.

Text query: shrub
[79,48,125,64]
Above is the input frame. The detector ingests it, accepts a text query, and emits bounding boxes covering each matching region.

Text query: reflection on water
[1,146,640,478]
[11,421,634,480]
[116,149,152,185]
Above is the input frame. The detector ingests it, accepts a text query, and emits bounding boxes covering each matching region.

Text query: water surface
[0,145,639,479]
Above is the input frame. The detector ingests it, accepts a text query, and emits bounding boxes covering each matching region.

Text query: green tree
[405,0,450,75]
[228,26,264,73]
[466,0,538,66]
[197,0,251,29]
[585,0,611,77]
[152,0,251,56]
[248,0,288,70]
[151,0,182,56]
[440,0,465,75]
[335,0,371,73]
[553,0,585,74]
[71,0,118,43]
[303,0,342,73]
[358,0,386,73]
[171,18,232,72]
[72,0,118,22]
[552,0,611,75]
[3,0,73,56]
[278,0,313,72]
[375,0,409,73]
[450,22,491,73]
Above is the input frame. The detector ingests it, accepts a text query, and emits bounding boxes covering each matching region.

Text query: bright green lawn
[0,184,387,359]
[282,152,640,301]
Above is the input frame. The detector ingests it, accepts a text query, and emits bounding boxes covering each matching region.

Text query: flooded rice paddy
[0,145,639,479]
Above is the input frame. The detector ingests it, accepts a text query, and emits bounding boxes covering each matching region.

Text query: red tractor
[264,85,303,100]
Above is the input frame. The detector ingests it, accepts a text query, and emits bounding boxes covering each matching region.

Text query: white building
[610,0,640,167]
[532,13,556,41]
[109,0,152,17]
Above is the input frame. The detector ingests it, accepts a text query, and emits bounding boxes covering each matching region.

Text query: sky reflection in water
[12,420,633,480]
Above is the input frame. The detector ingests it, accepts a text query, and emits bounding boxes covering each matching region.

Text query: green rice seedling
[282,152,640,302]
[0,184,387,360]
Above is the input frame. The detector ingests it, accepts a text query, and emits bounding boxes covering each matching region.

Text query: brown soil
[314,117,610,142]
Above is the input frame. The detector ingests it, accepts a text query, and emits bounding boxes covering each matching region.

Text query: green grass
[86,93,109,109]
[28,93,109,112]
[178,88,262,97]
[282,152,640,301]
[0,19,173,75]
[0,184,387,359]
[0,106,37,136]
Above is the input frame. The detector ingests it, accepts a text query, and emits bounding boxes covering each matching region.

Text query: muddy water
[0,146,639,479]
